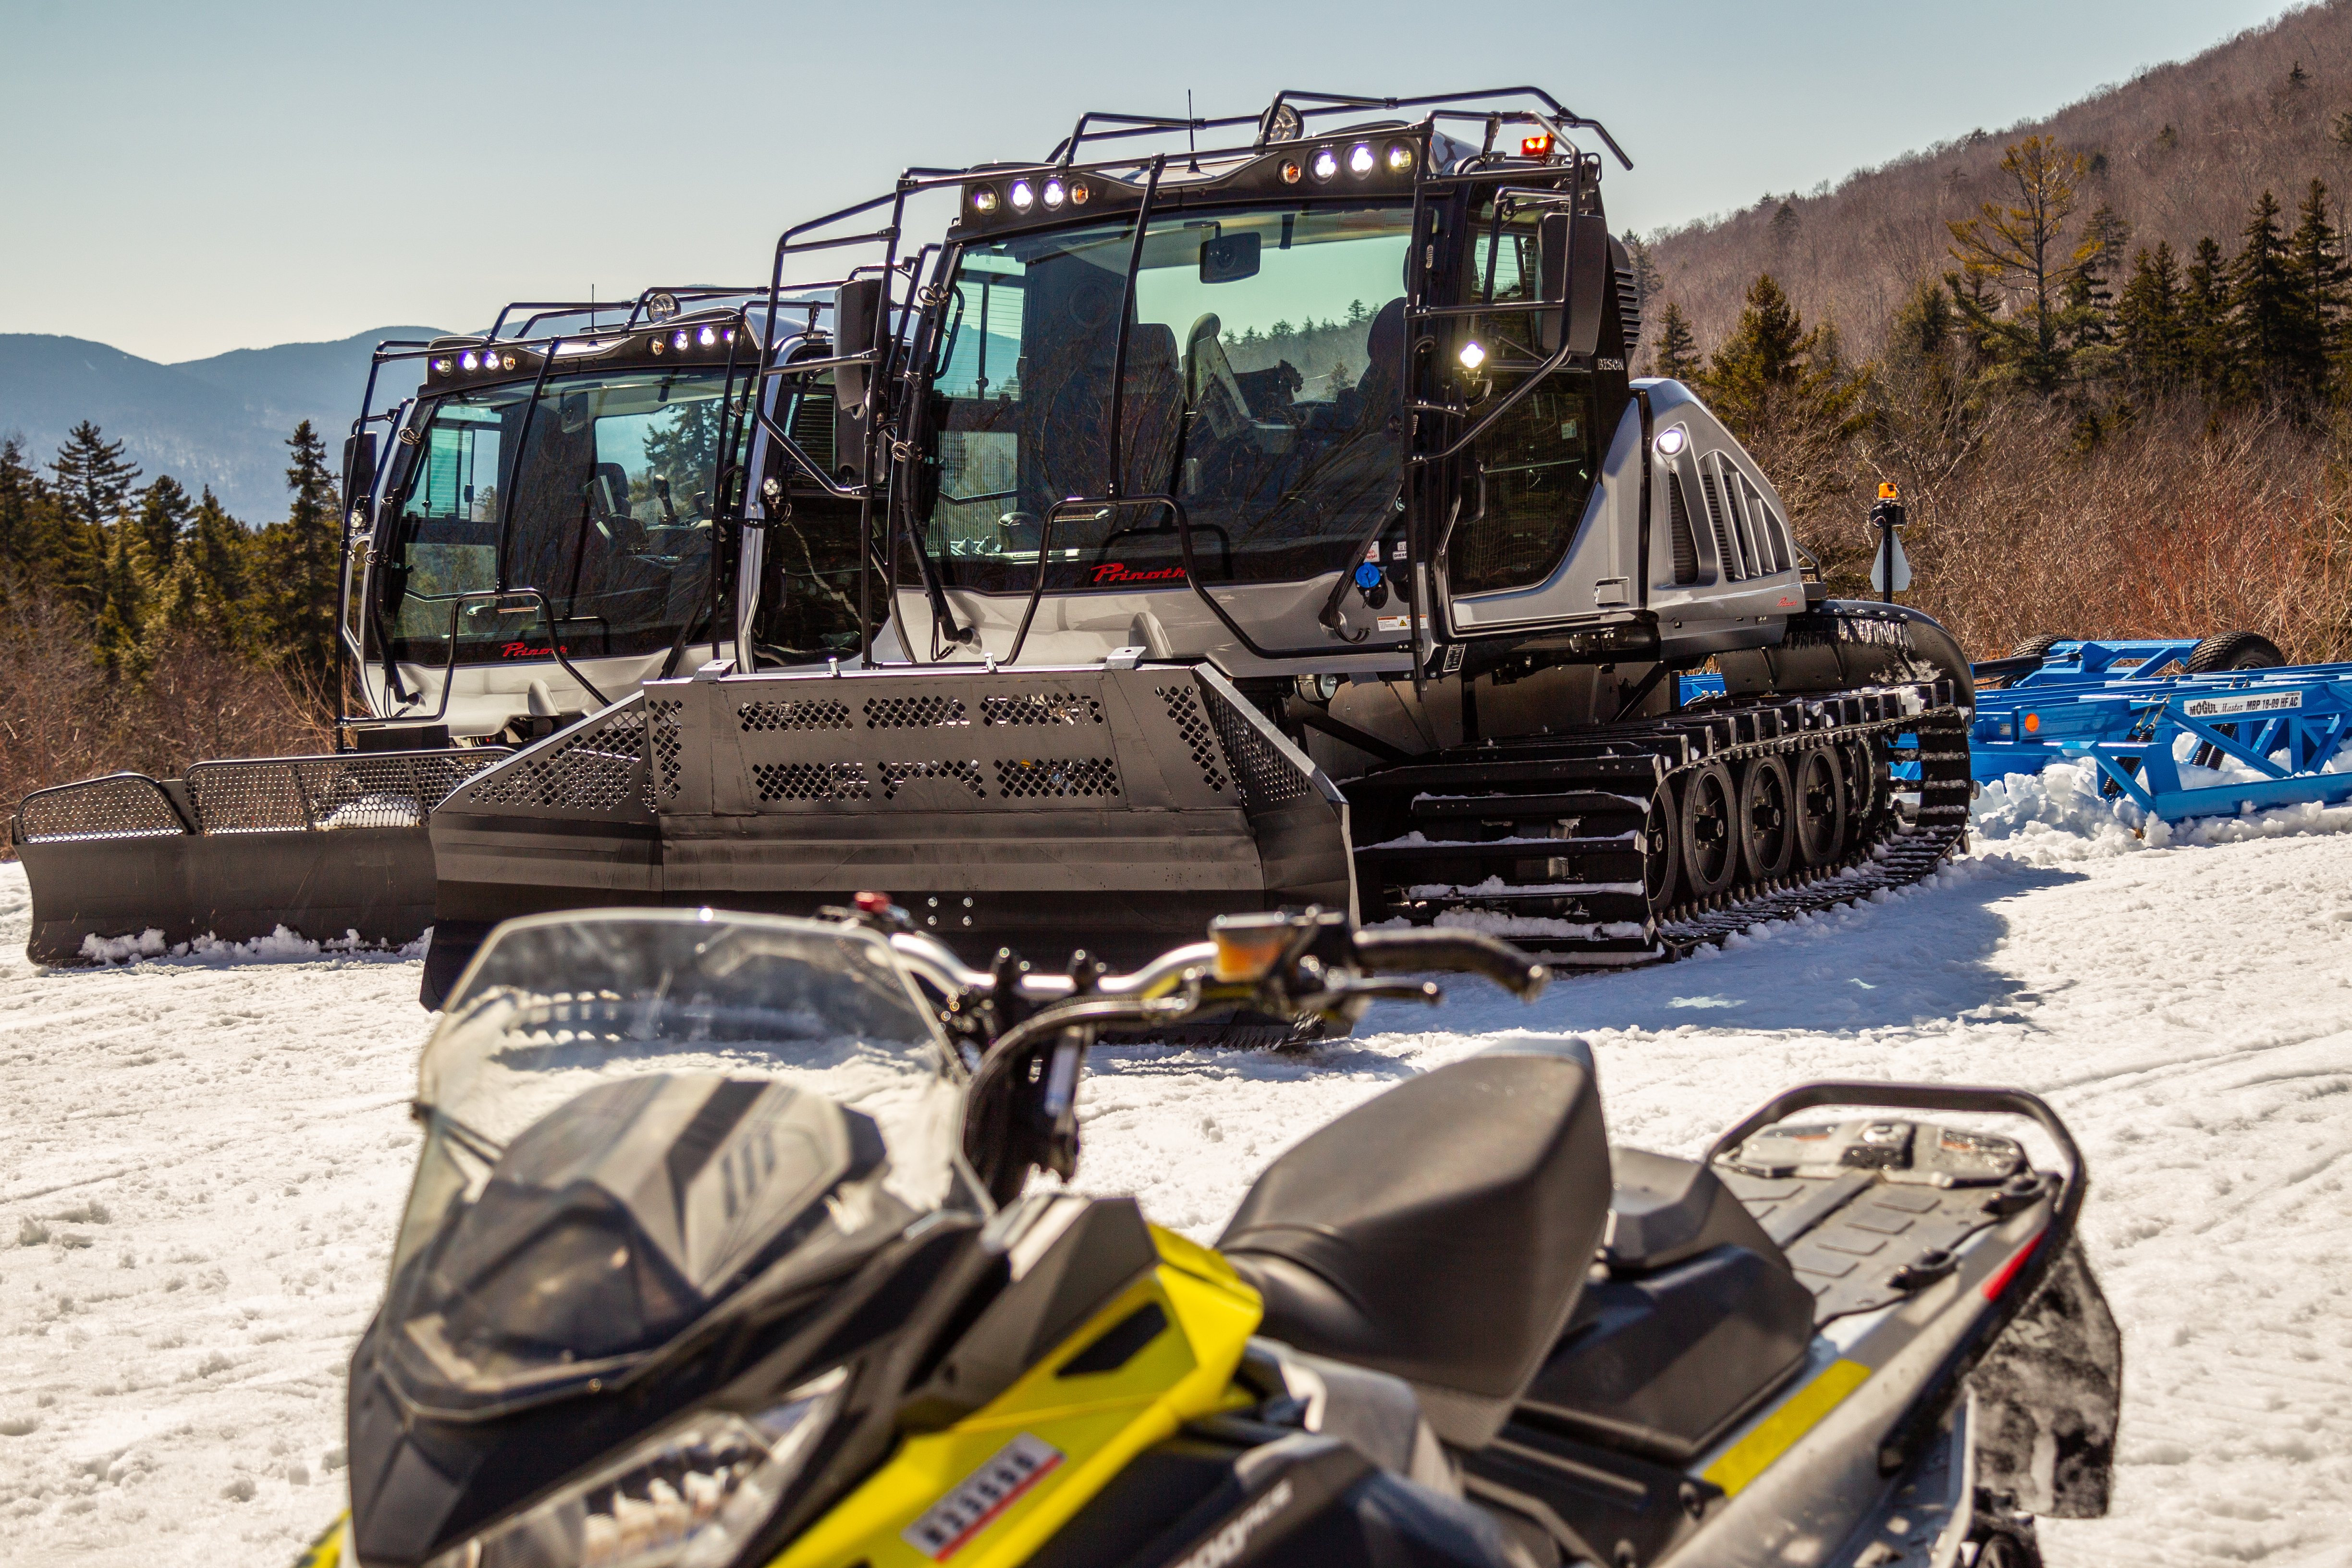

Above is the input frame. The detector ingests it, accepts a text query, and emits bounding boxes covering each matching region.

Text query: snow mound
[71,924,431,967]
[1972,741,2352,864]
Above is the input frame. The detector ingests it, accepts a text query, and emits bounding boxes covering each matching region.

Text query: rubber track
[1649,704,1972,959]
[1369,698,1973,968]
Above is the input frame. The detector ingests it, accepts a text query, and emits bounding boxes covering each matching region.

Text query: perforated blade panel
[429,664,1357,960]
[16,775,184,842]
[14,749,498,964]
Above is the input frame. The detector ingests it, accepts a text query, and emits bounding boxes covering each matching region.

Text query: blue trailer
[1969,641,2352,822]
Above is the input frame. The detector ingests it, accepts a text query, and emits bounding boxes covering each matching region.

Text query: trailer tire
[2007,633,2073,662]
[2186,630,2285,673]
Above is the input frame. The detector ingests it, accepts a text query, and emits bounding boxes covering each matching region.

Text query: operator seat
[1353,297,1408,423]
[590,463,637,544]
[1117,322,1184,495]
[1216,1036,1610,1449]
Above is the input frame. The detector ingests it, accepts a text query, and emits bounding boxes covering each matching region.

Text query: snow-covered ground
[4,765,2351,1568]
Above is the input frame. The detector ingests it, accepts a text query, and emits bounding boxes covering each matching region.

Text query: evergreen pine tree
[92,516,153,681]
[147,486,253,659]
[48,420,140,530]
[2231,190,2295,394]
[2115,243,2186,399]
[1700,274,1864,520]
[2181,236,2234,400]
[2283,178,2345,404]
[255,421,341,681]
[0,435,42,587]
[1649,301,1702,381]
[1869,275,1988,497]
[132,474,194,579]
[2065,205,2132,350]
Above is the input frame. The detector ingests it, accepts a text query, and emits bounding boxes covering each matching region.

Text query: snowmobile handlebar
[1345,928,1552,1000]
[871,906,1548,1031]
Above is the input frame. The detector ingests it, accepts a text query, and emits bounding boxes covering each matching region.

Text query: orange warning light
[2024,713,2041,734]
[1521,134,1552,157]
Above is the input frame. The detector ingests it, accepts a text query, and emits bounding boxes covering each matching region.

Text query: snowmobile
[294,901,2118,1568]
[420,87,1979,1004]
[11,286,868,965]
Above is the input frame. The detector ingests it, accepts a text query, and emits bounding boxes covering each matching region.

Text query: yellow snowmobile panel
[767,1227,1261,1568]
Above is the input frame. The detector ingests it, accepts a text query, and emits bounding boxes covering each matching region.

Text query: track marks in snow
[0,863,423,1565]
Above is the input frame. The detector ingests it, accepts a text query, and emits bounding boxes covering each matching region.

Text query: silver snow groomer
[425,89,1973,1003]
[13,286,868,965]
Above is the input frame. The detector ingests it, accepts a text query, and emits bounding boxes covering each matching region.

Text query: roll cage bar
[335,284,823,740]
[747,87,1640,681]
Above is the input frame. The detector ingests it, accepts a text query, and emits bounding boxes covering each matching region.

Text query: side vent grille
[1615,265,1643,356]
[1744,477,1792,574]
[1667,474,1700,585]
[1699,466,1743,581]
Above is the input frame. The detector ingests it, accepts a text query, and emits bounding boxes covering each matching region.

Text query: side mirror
[342,431,379,515]
[832,277,887,487]
[1536,212,1611,358]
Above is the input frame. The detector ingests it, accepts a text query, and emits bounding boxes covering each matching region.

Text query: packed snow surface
[4,764,2351,1567]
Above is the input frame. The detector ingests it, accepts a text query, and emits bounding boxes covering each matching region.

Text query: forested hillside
[1632,1,2352,663]
[0,422,339,836]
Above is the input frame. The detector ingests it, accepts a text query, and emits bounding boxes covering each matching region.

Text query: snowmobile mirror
[1200,232,1261,284]
[1536,211,1609,358]
[342,432,378,510]
[832,277,887,487]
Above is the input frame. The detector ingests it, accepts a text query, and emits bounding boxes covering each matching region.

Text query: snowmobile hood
[384,911,983,1413]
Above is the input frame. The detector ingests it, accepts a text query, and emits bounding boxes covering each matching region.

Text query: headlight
[419,1368,847,1568]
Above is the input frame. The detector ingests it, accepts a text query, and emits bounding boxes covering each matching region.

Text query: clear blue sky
[0,0,2299,363]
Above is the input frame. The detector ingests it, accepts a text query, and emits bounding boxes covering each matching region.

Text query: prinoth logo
[1171,1479,1295,1568]
[1090,562,1187,587]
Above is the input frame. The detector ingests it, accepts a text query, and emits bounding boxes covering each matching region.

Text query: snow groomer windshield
[918,204,1417,591]
[378,365,751,666]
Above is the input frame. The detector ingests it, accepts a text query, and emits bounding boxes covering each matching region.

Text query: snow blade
[1969,1237,2122,1519]
[429,664,1356,975]
[12,750,506,964]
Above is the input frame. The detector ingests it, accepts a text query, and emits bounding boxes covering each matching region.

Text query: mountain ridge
[0,326,446,524]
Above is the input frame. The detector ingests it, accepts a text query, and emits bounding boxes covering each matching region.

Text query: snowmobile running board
[422,659,1970,1003]
[12,749,505,964]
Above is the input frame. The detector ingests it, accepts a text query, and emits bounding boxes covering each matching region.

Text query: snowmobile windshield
[385,911,973,1409]
[915,203,1413,594]
[377,366,751,668]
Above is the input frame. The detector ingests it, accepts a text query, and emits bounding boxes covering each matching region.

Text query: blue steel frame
[1972,659,2352,820]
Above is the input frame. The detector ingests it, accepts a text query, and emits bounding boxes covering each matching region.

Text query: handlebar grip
[1349,928,1550,999]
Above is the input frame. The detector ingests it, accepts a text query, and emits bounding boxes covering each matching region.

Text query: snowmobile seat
[1216,1036,1611,1449]
[1507,1150,1813,1462]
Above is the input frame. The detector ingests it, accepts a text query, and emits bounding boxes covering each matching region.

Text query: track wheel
[1840,734,1879,846]
[1738,754,1795,881]
[1792,746,1846,868]
[1678,761,1738,899]
[1643,783,1683,913]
